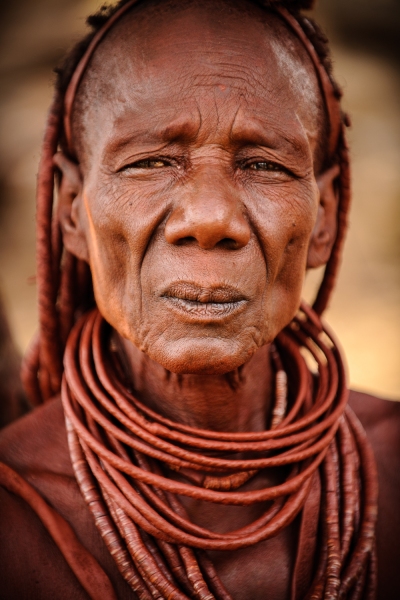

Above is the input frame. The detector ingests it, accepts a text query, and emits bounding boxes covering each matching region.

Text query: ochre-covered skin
[55,1,339,430]
[60,2,331,381]
[1,1,400,598]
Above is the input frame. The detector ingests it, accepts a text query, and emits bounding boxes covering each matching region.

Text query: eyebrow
[102,108,311,168]
[103,113,202,157]
[229,111,314,168]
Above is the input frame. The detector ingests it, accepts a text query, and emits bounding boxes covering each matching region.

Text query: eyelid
[239,158,295,177]
[118,157,173,171]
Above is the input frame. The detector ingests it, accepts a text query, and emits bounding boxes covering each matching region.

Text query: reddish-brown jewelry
[55,304,377,599]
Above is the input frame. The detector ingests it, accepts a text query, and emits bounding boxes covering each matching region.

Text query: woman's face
[64,2,330,374]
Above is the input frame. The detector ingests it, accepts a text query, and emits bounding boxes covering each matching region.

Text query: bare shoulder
[0,395,79,525]
[349,389,400,600]
[0,398,132,599]
[0,398,88,598]
[0,395,73,475]
[349,388,400,429]
[348,389,400,475]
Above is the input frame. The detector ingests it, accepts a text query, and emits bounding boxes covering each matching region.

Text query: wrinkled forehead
[72,0,323,160]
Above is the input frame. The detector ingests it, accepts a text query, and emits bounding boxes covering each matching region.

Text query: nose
[164,168,251,250]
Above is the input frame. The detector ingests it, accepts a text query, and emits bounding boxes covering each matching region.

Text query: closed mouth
[160,282,248,319]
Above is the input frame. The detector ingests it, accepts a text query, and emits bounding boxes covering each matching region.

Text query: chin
[144,336,259,375]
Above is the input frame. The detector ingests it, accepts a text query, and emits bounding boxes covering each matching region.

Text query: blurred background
[0,0,399,410]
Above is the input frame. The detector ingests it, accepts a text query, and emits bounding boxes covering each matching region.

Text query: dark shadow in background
[320,0,400,64]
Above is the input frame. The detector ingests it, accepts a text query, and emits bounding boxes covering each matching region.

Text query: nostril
[175,236,197,247]
[216,238,240,250]
[164,200,251,249]
[173,235,239,250]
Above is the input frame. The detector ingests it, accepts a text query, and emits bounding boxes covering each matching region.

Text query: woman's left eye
[245,161,285,172]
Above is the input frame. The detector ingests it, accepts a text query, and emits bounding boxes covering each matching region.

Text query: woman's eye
[123,159,169,170]
[246,161,284,172]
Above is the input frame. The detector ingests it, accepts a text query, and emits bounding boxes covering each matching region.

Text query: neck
[116,337,273,433]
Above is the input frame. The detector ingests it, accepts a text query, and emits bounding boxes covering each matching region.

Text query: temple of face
[1,1,400,599]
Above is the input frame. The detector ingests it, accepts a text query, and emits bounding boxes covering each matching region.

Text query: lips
[160,282,248,319]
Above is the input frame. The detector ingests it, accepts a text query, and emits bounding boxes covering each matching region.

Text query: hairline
[70,0,328,174]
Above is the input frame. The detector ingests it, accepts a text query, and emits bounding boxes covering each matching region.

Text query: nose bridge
[190,164,234,223]
[164,163,251,250]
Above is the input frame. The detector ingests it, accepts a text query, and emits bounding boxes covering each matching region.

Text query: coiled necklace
[59,304,377,599]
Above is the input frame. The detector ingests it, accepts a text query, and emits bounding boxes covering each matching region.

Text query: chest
[11,471,302,600]
[205,525,297,600]
[72,483,299,599]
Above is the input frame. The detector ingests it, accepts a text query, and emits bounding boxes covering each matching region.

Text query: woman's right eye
[123,158,170,170]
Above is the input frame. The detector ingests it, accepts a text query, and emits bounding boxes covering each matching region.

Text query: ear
[307,164,340,269]
[53,152,89,262]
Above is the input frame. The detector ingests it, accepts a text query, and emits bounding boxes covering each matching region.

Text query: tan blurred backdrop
[0,0,399,399]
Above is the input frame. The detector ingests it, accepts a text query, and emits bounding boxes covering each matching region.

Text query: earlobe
[307,164,340,269]
[53,152,89,262]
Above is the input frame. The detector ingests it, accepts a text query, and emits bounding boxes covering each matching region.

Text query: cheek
[249,181,318,271]
[81,187,151,337]
[250,182,318,327]
[275,207,316,292]
[81,175,318,363]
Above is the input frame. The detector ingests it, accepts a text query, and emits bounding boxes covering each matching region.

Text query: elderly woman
[0,0,399,598]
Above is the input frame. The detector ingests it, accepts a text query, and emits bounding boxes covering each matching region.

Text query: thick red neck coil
[56,304,378,598]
